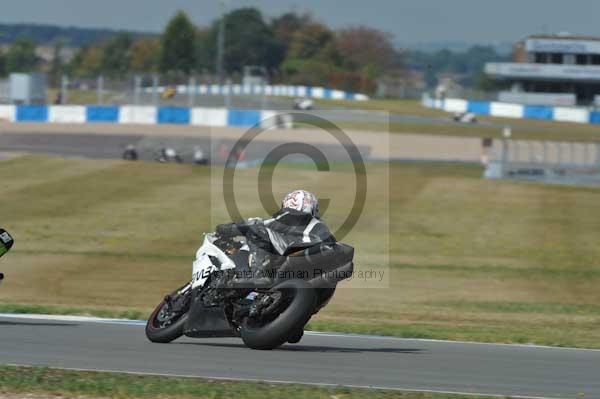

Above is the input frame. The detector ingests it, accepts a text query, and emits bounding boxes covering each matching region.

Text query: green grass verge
[47,89,119,105]
[330,120,600,142]
[0,303,148,320]
[2,156,600,349]
[315,99,448,118]
[315,98,600,142]
[0,365,497,399]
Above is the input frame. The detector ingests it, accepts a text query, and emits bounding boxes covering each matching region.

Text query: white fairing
[191,233,236,289]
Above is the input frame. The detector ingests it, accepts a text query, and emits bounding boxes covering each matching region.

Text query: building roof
[527,34,600,42]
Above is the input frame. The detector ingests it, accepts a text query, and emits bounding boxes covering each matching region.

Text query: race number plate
[191,254,216,289]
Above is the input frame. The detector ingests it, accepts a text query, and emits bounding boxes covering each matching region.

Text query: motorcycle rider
[215,190,335,344]
[216,189,336,285]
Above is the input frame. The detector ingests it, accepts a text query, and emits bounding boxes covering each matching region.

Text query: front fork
[164,283,193,315]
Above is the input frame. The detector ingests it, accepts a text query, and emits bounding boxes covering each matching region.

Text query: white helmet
[281,190,319,217]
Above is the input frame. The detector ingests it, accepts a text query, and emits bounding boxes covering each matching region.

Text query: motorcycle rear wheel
[241,279,316,350]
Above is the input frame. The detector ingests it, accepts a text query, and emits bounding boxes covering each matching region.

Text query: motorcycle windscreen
[0,229,14,258]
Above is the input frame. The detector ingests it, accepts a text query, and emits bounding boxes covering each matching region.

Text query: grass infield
[0,365,499,399]
[317,98,600,142]
[0,156,599,348]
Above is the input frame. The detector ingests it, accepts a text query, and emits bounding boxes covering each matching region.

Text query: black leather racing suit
[215,208,336,281]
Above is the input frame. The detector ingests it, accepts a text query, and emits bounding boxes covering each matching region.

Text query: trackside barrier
[119,106,157,125]
[467,101,491,115]
[523,105,554,120]
[590,111,600,124]
[143,84,369,101]
[443,98,468,113]
[157,107,190,125]
[553,107,589,124]
[422,95,600,125]
[227,109,261,127]
[48,106,86,123]
[190,107,227,127]
[490,102,523,119]
[0,105,16,122]
[0,105,289,128]
[16,105,48,122]
[86,106,120,122]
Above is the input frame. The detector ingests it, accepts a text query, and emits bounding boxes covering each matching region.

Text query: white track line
[4,363,561,399]
[2,312,600,353]
[0,313,147,325]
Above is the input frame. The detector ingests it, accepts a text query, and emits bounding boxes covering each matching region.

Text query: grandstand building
[485,34,600,106]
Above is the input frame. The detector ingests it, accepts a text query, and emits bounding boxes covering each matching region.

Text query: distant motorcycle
[293,98,314,111]
[0,228,14,284]
[156,147,183,163]
[193,146,209,165]
[145,233,354,350]
[122,145,139,161]
[453,112,478,124]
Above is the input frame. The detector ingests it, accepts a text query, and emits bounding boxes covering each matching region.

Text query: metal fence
[40,74,366,109]
[485,138,600,187]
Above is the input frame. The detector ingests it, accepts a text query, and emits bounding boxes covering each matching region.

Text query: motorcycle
[0,228,14,284]
[122,145,139,161]
[145,232,354,350]
[156,147,183,163]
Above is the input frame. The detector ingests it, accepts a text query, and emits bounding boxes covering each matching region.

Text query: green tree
[194,27,213,72]
[160,11,197,74]
[101,33,132,78]
[408,45,508,88]
[271,12,311,57]
[287,22,337,62]
[281,22,340,86]
[130,38,160,72]
[336,26,396,79]
[6,37,38,73]
[0,49,6,77]
[49,40,65,86]
[281,58,337,86]
[206,8,283,74]
[69,45,104,78]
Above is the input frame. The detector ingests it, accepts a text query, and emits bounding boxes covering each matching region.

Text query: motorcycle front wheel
[145,286,190,343]
[241,279,317,350]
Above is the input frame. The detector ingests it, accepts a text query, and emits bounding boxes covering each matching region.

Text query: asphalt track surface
[0,132,371,164]
[1,314,599,398]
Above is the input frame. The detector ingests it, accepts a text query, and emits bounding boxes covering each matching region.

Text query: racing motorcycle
[156,147,183,163]
[145,233,354,350]
[0,228,14,284]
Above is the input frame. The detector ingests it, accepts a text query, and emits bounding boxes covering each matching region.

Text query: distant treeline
[409,46,510,89]
[0,9,403,94]
[0,23,153,47]
[0,12,509,93]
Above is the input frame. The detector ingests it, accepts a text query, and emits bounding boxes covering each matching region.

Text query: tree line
[0,23,150,47]
[0,9,401,94]
[409,46,509,89]
[0,9,508,94]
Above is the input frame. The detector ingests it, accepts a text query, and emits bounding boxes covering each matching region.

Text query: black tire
[145,290,189,343]
[315,287,336,309]
[241,279,317,350]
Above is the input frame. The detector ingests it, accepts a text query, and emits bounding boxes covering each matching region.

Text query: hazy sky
[0,0,599,44]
